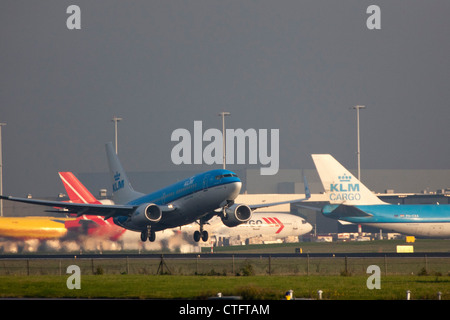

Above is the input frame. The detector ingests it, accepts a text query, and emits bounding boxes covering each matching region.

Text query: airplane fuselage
[207,213,313,239]
[323,204,450,238]
[0,217,71,240]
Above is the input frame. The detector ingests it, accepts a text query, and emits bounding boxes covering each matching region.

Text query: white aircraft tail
[311,154,386,205]
[105,142,145,204]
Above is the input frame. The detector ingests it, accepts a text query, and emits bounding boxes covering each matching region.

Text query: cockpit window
[215,173,238,180]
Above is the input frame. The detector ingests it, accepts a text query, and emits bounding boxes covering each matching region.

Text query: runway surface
[1,252,450,260]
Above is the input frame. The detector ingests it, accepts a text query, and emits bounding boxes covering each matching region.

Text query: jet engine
[221,203,252,227]
[130,203,162,226]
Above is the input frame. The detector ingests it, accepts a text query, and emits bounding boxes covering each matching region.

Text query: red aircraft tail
[58,172,125,241]
[58,172,101,204]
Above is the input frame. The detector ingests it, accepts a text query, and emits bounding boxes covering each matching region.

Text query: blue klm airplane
[312,154,450,238]
[1,142,309,242]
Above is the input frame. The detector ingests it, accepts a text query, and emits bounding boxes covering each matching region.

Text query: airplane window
[215,174,238,180]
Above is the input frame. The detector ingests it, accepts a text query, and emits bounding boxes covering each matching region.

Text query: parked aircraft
[0,216,70,240]
[312,154,450,238]
[202,213,312,243]
[1,142,309,242]
[59,172,125,241]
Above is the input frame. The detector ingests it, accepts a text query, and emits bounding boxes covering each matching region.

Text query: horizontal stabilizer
[338,220,354,225]
[323,204,373,219]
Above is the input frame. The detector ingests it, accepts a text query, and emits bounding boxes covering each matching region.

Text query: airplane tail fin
[311,154,386,205]
[58,172,101,204]
[105,142,144,204]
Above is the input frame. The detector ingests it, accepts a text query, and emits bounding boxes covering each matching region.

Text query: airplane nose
[227,181,242,200]
[305,222,313,234]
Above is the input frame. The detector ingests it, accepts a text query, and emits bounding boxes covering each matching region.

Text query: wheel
[149,231,156,242]
[201,230,209,242]
[140,231,148,242]
[193,230,201,242]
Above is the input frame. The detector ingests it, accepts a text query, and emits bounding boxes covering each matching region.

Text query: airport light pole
[111,116,122,154]
[218,112,231,169]
[351,105,365,181]
[0,122,6,217]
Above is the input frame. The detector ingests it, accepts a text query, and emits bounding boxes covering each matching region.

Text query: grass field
[0,274,449,300]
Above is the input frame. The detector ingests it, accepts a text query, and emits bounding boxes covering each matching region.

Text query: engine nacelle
[130,203,162,226]
[221,203,252,227]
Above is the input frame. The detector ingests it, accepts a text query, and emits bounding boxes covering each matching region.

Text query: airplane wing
[248,175,311,211]
[248,196,310,211]
[0,195,136,218]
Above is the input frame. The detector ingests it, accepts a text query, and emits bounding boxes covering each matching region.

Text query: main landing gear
[140,225,156,242]
[193,230,208,242]
[193,219,209,242]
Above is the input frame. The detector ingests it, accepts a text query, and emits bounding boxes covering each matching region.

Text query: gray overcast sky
[1,1,450,196]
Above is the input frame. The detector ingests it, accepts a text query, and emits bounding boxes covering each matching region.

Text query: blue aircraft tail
[105,142,145,204]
